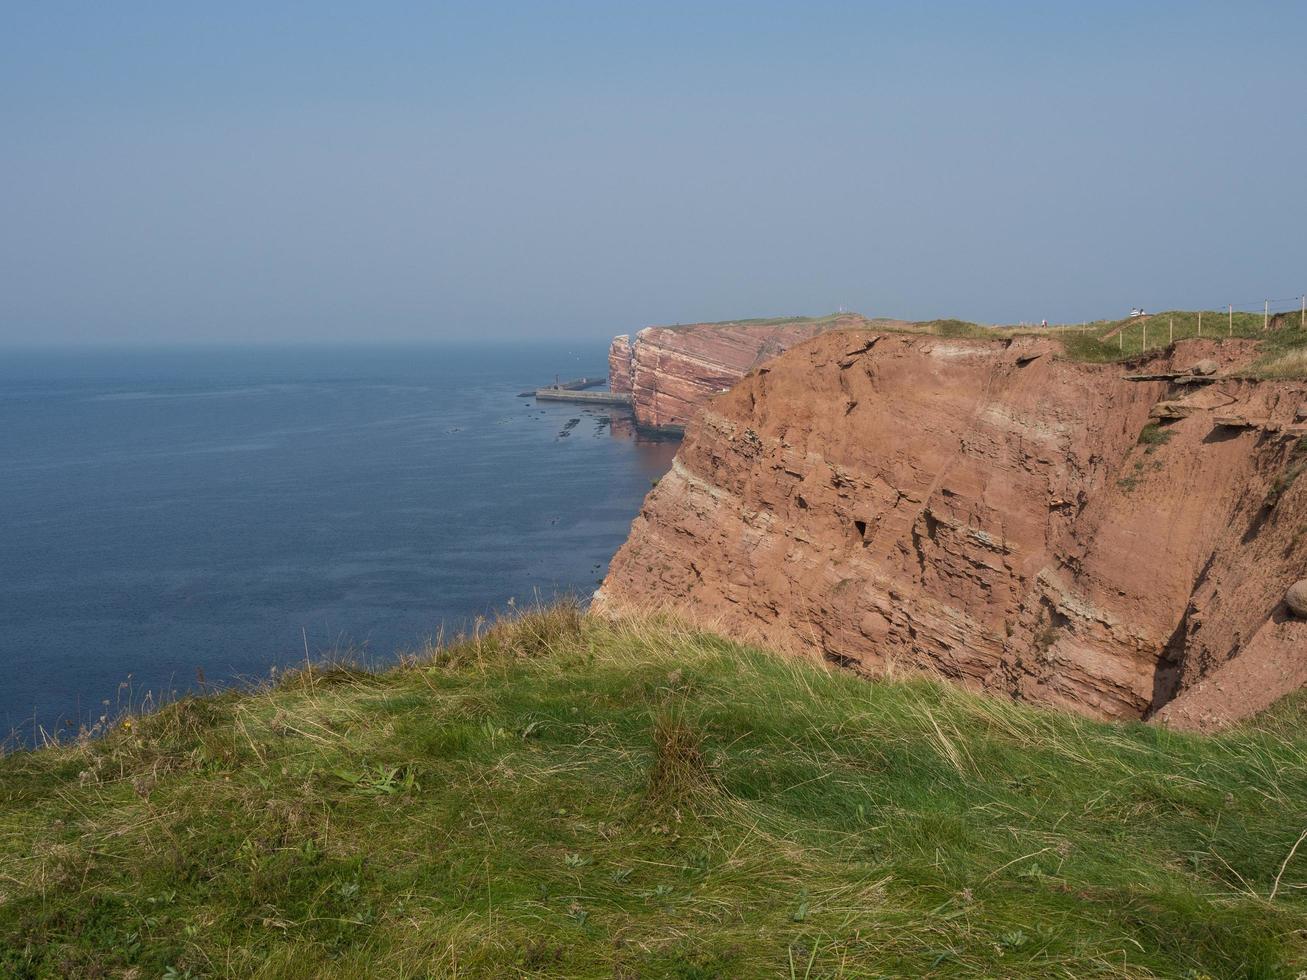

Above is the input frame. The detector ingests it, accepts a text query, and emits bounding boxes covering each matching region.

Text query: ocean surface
[0,343,678,744]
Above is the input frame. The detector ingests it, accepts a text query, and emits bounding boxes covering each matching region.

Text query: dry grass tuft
[646,709,715,808]
[498,598,584,658]
[275,660,376,692]
[1254,347,1307,379]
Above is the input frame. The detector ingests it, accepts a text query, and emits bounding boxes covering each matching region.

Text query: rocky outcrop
[610,315,880,430]
[597,332,1307,729]
[608,335,634,395]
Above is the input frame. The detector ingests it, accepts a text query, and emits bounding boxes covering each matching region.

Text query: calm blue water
[0,344,677,744]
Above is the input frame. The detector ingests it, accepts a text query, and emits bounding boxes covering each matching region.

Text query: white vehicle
[1130,308,1147,318]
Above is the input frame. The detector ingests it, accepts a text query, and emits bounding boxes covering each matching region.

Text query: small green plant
[336,878,361,907]
[1137,422,1173,451]
[791,892,810,922]
[334,763,420,796]
[1000,929,1028,950]
[519,718,544,740]
[1117,457,1148,492]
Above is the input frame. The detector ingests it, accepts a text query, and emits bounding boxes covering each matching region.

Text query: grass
[1256,348,1307,379]
[660,308,1307,375]
[1027,310,1307,373]
[2,606,1306,977]
[1136,422,1173,451]
[1266,438,1307,509]
[1250,323,1307,378]
[882,309,1307,372]
[664,312,870,331]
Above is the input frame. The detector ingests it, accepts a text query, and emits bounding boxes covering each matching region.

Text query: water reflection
[607,411,681,479]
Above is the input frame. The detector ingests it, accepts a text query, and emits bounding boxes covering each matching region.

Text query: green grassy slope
[660,309,1307,375]
[3,609,1306,978]
[907,311,1307,372]
[1051,310,1307,369]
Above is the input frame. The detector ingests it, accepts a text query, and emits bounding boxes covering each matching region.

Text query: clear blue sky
[2,2,1305,345]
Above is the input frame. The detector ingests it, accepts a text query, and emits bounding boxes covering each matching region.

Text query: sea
[0,343,678,745]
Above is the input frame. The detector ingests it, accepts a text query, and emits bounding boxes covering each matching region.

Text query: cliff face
[609,315,876,430]
[597,331,1307,729]
[608,334,634,395]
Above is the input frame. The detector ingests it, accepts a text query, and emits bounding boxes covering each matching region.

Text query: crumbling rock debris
[1214,415,1270,430]
[1190,359,1219,376]
[1150,401,1194,420]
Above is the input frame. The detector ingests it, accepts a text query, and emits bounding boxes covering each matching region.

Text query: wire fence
[1072,293,1307,356]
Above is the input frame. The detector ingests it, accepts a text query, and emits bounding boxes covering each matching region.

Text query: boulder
[1214,415,1259,429]
[1190,359,1219,376]
[1287,580,1307,618]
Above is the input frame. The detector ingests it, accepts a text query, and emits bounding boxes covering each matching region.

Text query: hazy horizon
[4,2,1305,346]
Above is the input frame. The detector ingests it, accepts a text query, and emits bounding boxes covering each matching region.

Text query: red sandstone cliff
[608,315,880,430]
[607,334,635,397]
[597,331,1307,729]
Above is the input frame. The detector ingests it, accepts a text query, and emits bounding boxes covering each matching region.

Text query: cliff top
[639,309,1307,376]
[654,311,877,332]
[909,310,1307,376]
[4,607,1305,975]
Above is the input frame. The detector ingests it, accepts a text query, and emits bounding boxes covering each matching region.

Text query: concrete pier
[534,389,633,405]
[518,376,606,397]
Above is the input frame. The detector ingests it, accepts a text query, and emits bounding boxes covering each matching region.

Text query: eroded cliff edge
[597,331,1307,730]
[608,314,882,430]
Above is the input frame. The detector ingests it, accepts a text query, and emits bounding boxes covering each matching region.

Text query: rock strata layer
[597,332,1307,730]
[608,315,879,430]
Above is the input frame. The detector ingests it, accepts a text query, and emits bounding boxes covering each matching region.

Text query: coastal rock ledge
[597,330,1307,731]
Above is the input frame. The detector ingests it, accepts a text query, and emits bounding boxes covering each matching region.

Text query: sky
[2,1,1305,345]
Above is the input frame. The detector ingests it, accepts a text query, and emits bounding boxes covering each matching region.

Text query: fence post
[1265,299,1269,331]
[1143,319,1147,353]
[1198,310,1202,337]
[1229,304,1233,336]
[1169,317,1173,345]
